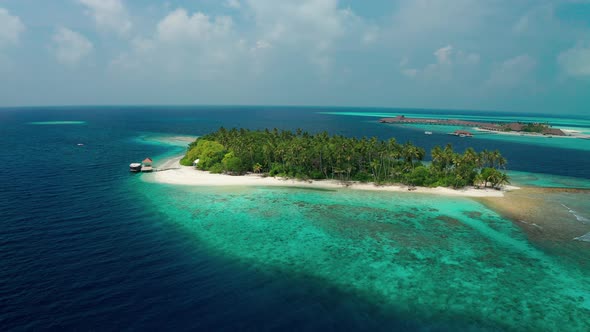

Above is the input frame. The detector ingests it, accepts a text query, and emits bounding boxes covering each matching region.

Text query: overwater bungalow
[449,130,473,137]
[141,158,153,172]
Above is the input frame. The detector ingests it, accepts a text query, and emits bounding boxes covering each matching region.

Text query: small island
[379,115,569,136]
[175,128,510,190]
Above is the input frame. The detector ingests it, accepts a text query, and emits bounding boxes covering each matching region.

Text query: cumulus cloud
[114,1,371,78]
[488,55,537,86]
[225,0,242,9]
[401,45,480,80]
[244,0,367,68]
[112,8,245,78]
[52,27,94,66]
[78,0,131,36]
[251,40,272,51]
[156,9,233,43]
[0,8,25,47]
[558,44,590,78]
[434,45,453,64]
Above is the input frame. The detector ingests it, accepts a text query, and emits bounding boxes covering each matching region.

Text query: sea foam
[574,232,590,242]
[561,204,590,223]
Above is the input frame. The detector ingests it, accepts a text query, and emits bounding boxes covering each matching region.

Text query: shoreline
[474,127,590,139]
[144,156,590,246]
[143,157,517,198]
[477,188,590,245]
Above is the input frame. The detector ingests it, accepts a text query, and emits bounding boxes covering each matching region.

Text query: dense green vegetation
[181,128,509,188]
[521,123,549,133]
[501,122,550,133]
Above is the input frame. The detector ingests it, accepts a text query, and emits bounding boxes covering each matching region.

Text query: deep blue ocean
[1,106,589,331]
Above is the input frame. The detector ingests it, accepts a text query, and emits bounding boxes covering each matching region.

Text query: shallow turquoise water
[138,183,590,331]
[323,111,590,152]
[320,111,590,130]
[132,133,197,148]
[27,120,87,125]
[507,170,590,189]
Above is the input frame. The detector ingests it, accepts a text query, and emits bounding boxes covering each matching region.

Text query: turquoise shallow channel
[136,181,590,331]
[27,120,87,125]
[322,111,590,152]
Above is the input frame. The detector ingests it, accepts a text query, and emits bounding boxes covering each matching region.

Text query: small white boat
[424,131,433,135]
[129,163,142,172]
[77,143,84,146]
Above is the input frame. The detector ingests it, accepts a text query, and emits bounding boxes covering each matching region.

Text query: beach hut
[141,158,153,172]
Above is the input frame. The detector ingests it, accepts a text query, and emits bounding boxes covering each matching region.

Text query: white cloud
[401,68,418,78]
[225,0,242,9]
[512,4,555,36]
[78,0,131,36]
[156,9,233,43]
[112,8,244,78]
[434,45,453,64]
[244,0,366,68]
[401,45,480,80]
[251,40,272,51]
[362,26,379,45]
[0,8,25,47]
[488,54,537,86]
[52,27,93,66]
[114,1,371,77]
[558,44,590,78]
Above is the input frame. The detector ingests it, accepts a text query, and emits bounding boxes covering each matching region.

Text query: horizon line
[0,103,575,116]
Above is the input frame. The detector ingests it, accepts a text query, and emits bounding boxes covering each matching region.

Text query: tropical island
[379,115,568,136]
[175,128,510,190]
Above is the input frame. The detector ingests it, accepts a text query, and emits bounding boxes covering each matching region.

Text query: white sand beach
[145,157,517,198]
[475,127,590,139]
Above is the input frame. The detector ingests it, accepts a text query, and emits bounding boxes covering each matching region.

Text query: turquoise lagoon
[322,111,590,152]
[137,177,590,330]
[507,170,590,189]
[135,131,590,331]
[27,120,87,125]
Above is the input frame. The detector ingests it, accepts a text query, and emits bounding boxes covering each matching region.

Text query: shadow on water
[138,204,515,332]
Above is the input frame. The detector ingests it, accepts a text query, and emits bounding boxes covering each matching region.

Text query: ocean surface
[1,106,589,331]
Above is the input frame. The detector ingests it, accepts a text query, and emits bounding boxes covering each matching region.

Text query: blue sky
[0,0,589,114]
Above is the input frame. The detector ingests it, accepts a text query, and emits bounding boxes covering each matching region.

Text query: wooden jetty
[130,157,181,173]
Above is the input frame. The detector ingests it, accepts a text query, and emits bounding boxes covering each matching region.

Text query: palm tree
[253,163,262,173]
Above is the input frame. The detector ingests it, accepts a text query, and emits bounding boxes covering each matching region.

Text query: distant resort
[379,115,570,137]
